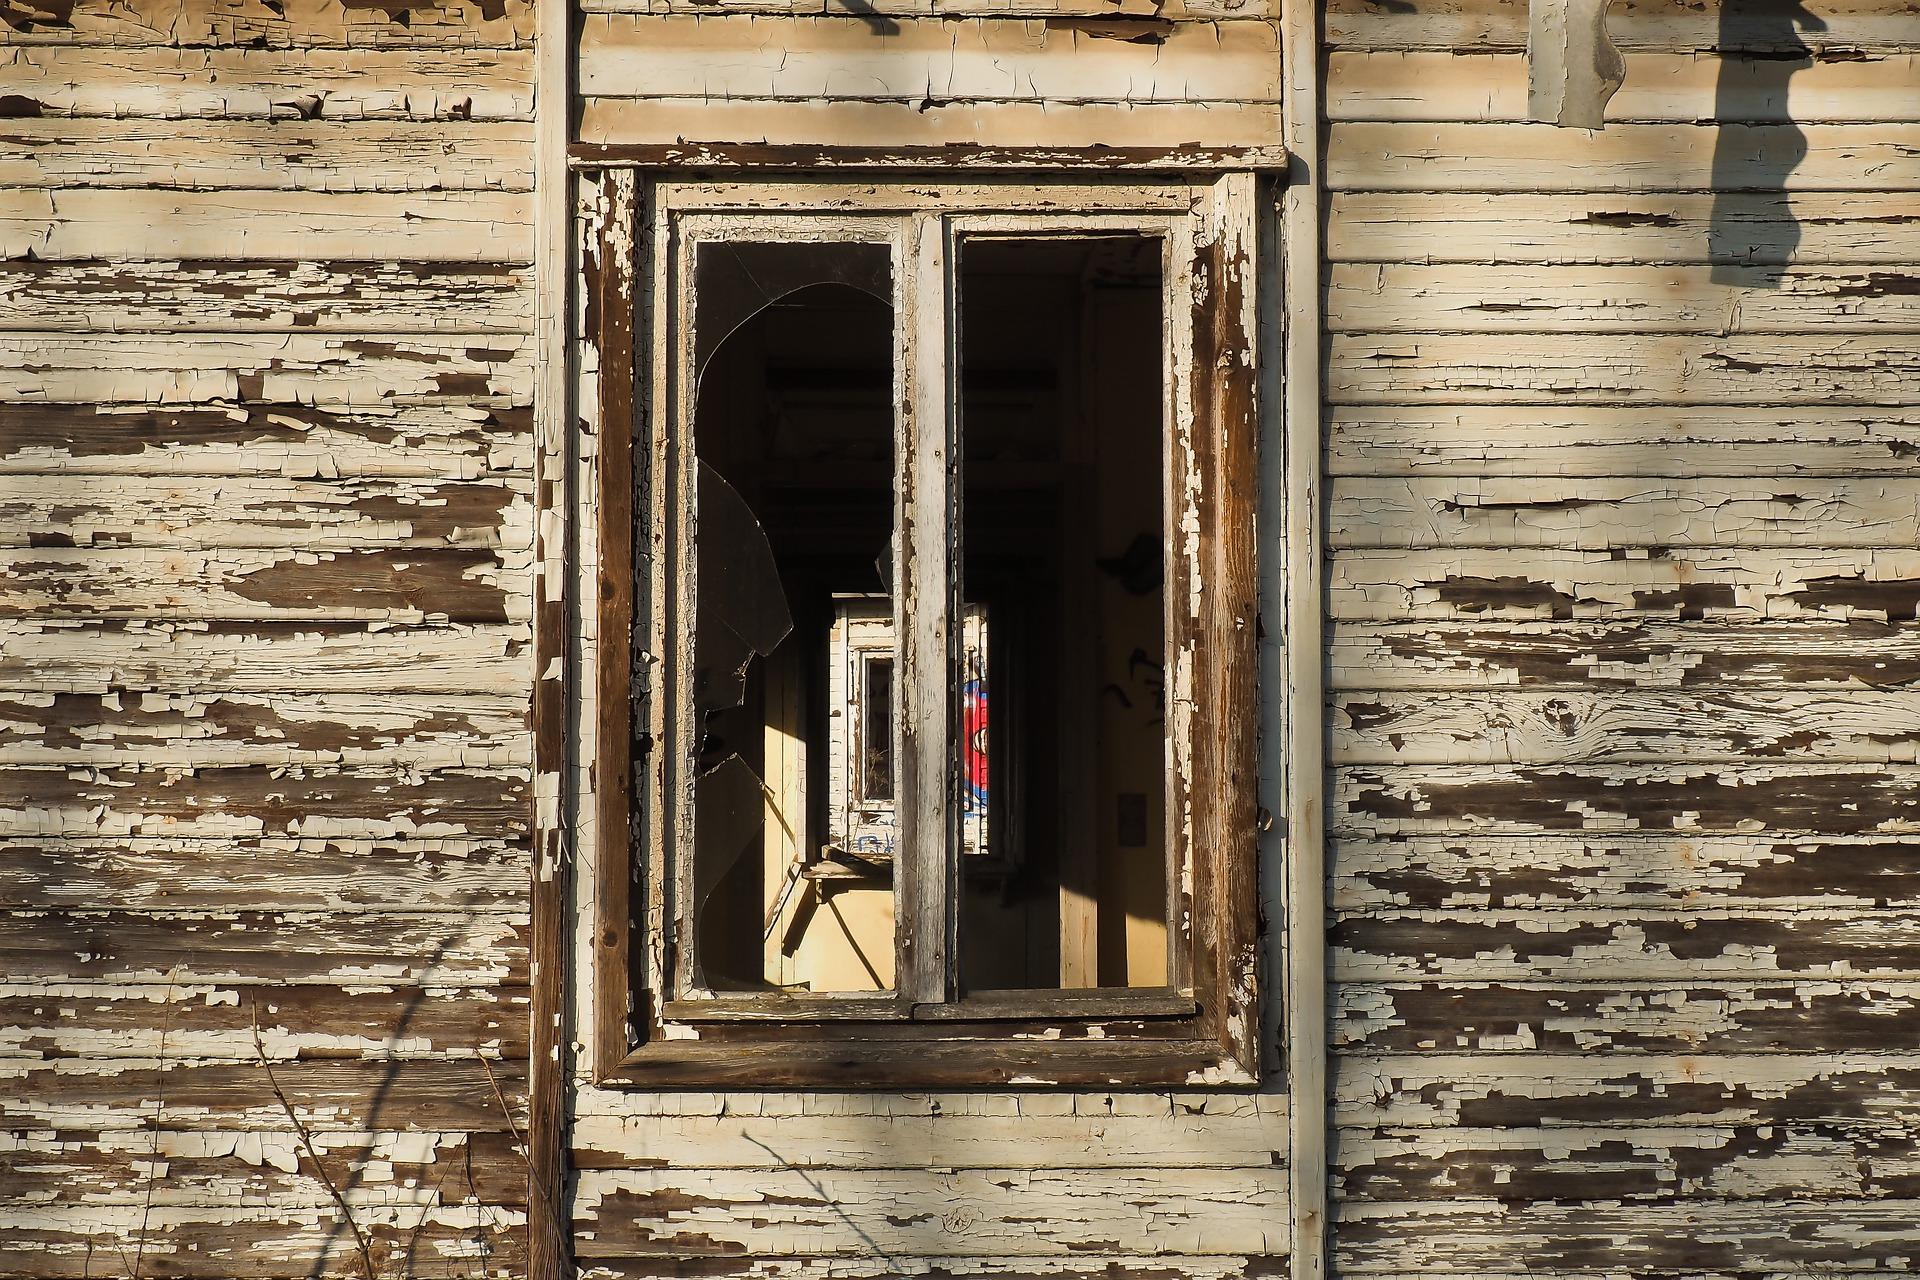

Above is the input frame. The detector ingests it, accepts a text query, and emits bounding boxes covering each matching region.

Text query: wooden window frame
[589,173,1264,1088]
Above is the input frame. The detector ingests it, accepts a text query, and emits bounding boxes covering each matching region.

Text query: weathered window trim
[587,172,1266,1089]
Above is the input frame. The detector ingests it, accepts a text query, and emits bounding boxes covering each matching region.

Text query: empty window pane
[955,235,1169,993]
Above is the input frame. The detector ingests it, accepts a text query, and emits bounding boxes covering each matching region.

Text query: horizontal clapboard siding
[0,0,536,1271]
[1326,9,1920,1280]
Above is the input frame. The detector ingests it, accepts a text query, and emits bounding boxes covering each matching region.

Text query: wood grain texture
[575,14,1281,103]
[0,692,527,766]
[0,189,533,261]
[0,44,534,119]
[1328,50,1920,124]
[1329,122,1920,192]
[0,0,534,47]
[0,619,531,693]
[0,260,532,334]
[1331,477,1920,549]
[1330,618,1920,690]
[0,118,533,191]
[572,1166,1288,1258]
[1325,0,1920,53]
[1327,192,1920,266]
[1327,263,1920,334]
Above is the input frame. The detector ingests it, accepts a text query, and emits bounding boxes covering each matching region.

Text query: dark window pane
[955,235,1169,993]
[686,239,897,995]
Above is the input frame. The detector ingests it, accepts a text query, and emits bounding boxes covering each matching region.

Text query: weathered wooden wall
[561,1,1292,1270]
[1323,0,1920,1272]
[0,0,538,1272]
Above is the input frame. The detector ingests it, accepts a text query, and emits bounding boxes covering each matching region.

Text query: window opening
[686,241,898,996]
[957,234,1168,993]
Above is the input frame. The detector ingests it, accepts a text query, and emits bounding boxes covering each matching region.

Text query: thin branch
[477,1055,568,1248]
[129,968,178,1280]
[251,999,381,1280]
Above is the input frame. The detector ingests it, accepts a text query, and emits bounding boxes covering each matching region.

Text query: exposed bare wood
[1330,618,1920,691]
[0,403,531,479]
[1332,122,1920,191]
[1333,687,1920,764]
[576,101,1288,154]
[1326,405,1920,478]
[575,15,1281,104]
[1327,192,1920,266]
[1327,263,1920,334]
[0,691,527,767]
[1,619,531,694]
[1326,0,1918,53]
[0,332,532,406]
[1527,0,1622,128]
[0,476,531,550]
[0,44,533,119]
[0,260,532,334]
[0,0,534,47]
[0,118,533,191]
[0,189,533,261]
[1330,477,1920,550]
[571,1166,1288,1258]
[1331,50,1920,124]
[0,836,530,911]
[0,985,530,1058]
[0,546,526,622]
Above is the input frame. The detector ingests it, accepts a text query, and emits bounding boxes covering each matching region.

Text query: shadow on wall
[1709,0,1826,288]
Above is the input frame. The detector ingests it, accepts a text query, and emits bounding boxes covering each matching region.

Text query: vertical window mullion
[896,210,959,1005]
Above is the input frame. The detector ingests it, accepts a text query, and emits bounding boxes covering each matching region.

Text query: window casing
[590,176,1263,1087]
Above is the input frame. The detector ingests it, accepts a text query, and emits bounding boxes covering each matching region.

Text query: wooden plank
[1330,833,1920,913]
[1337,1123,1920,1202]
[0,44,533,120]
[0,910,526,985]
[1327,192,1920,265]
[0,403,531,479]
[579,0,1274,19]
[1330,618,1920,691]
[1,476,530,550]
[1331,477,1920,550]
[1332,761,1920,836]
[0,1203,526,1279]
[8,474,528,551]
[0,189,533,262]
[0,333,531,407]
[0,260,532,334]
[1324,0,1920,53]
[571,1099,1289,1169]
[0,836,529,911]
[1335,908,1920,982]
[1326,263,1920,334]
[0,692,527,767]
[581,1263,1289,1280]
[0,118,532,191]
[0,547,525,623]
[572,1166,1288,1258]
[0,1056,528,1131]
[1329,122,1920,192]
[578,98,1285,152]
[0,1127,527,1205]
[1333,688,1920,764]
[574,1089,1280,1120]
[1326,406,1920,478]
[575,14,1281,103]
[0,619,531,695]
[1328,547,1920,623]
[1327,333,1920,406]
[1331,1052,1920,1130]
[0,983,529,1059]
[1332,1198,1920,1273]
[0,0,534,47]
[1,763,531,838]
[1336,980,1920,1054]
[1327,50,1920,124]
